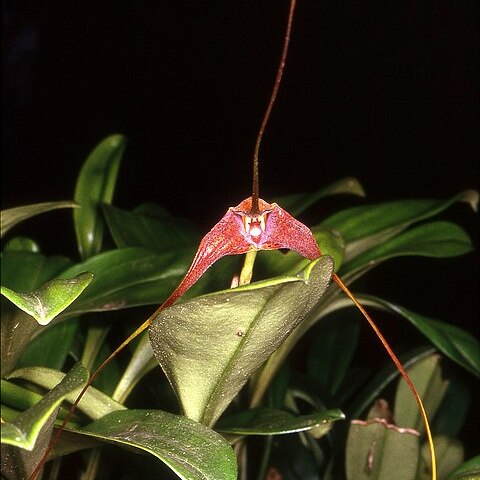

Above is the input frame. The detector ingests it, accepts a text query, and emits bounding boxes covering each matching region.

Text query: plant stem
[239,251,257,286]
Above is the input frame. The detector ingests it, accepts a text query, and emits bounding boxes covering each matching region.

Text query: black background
[2,0,479,454]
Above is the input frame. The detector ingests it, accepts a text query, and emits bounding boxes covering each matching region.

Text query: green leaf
[257,227,345,277]
[149,256,334,426]
[446,455,480,480]
[344,221,473,275]
[276,177,365,216]
[3,237,41,253]
[1,252,73,293]
[17,320,80,370]
[1,272,93,325]
[346,346,436,419]
[1,252,73,375]
[102,203,200,250]
[0,380,78,426]
[345,401,420,480]
[306,314,360,398]
[82,409,237,480]
[433,380,471,437]
[1,201,78,238]
[8,366,125,420]
[1,380,45,413]
[420,435,464,480]
[216,407,344,436]
[357,296,480,378]
[112,333,157,403]
[0,364,89,480]
[394,354,449,435]
[321,190,478,263]
[74,134,126,258]
[1,363,88,450]
[57,247,197,315]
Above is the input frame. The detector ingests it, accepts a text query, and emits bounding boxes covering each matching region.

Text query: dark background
[2,0,479,453]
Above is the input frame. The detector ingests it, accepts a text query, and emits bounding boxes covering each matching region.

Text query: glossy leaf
[1,380,44,414]
[276,177,365,216]
[1,380,81,429]
[102,203,200,250]
[433,380,471,437]
[3,237,40,253]
[8,366,125,420]
[57,246,197,315]
[112,333,157,403]
[1,201,78,238]
[1,272,93,325]
[149,256,334,426]
[344,221,473,275]
[346,401,420,480]
[321,190,478,263]
[347,346,436,419]
[1,363,88,450]
[82,409,237,480]
[419,435,464,480]
[257,227,345,277]
[446,455,480,480]
[394,354,449,435]
[1,252,73,293]
[73,134,126,258]
[357,295,480,378]
[17,320,79,370]
[216,407,344,437]
[1,252,73,375]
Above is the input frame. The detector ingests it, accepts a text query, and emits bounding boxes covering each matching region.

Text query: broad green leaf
[0,380,78,426]
[1,363,88,450]
[74,134,126,258]
[357,295,480,378]
[306,314,360,398]
[257,227,345,277]
[346,401,420,480]
[276,177,365,216]
[8,366,125,420]
[446,455,480,480]
[0,363,88,480]
[321,190,478,263]
[1,252,73,293]
[419,436,464,480]
[216,407,344,437]
[149,256,334,426]
[1,201,78,238]
[1,272,93,325]
[112,333,157,403]
[344,221,473,275]
[17,320,79,370]
[1,252,73,375]
[82,409,237,480]
[1,380,44,413]
[346,346,436,419]
[433,380,471,437]
[102,203,200,250]
[394,354,449,435]
[3,237,40,253]
[81,322,111,372]
[267,363,292,409]
[57,246,197,315]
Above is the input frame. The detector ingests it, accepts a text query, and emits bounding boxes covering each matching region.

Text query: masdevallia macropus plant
[30,1,437,479]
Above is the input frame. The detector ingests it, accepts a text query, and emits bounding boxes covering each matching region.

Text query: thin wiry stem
[251,0,296,214]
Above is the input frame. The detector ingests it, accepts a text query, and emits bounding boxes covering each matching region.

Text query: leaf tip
[461,189,479,212]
